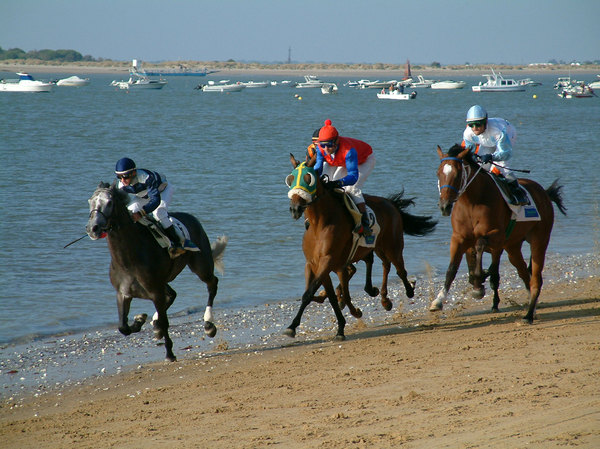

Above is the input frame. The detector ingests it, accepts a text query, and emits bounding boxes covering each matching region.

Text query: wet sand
[1,266,598,448]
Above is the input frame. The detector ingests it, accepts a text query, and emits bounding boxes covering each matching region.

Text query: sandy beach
[1,273,598,448]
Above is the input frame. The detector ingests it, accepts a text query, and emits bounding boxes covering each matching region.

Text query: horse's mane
[93,181,130,208]
[447,143,464,157]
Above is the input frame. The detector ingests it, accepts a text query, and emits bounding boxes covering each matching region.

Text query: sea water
[0,71,599,346]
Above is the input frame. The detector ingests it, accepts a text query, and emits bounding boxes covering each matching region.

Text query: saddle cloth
[139,216,200,251]
[342,193,380,248]
[489,174,541,222]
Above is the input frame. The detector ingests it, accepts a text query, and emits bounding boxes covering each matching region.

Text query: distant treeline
[0,47,99,62]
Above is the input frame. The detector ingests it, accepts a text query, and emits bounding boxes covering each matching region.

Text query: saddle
[339,191,380,247]
[138,216,200,252]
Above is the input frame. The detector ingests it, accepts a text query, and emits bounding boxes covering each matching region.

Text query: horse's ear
[289,153,300,168]
[458,147,471,159]
[436,145,444,158]
[306,154,316,167]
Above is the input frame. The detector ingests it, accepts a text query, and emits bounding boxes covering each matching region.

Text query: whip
[63,234,87,248]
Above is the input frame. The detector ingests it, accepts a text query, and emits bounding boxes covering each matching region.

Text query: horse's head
[86,182,128,239]
[436,144,471,216]
[286,153,318,220]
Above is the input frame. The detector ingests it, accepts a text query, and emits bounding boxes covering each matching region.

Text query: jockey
[463,105,528,205]
[314,119,376,235]
[114,157,186,257]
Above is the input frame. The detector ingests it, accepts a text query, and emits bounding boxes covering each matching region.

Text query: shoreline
[1,62,599,77]
[1,273,598,448]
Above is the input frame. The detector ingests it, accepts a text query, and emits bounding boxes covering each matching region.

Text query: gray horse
[86,182,227,361]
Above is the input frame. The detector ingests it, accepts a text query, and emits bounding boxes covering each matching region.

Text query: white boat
[517,78,542,87]
[430,80,466,89]
[296,75,324,88]
[110,60,167,90]
[377,90,417,100]
[56,75,90,87]
[0,73,53,92]
[472,68,525,92]
[201,81,245,92]
[553,76,583,90]
[344,80,359,88]
[358,79,397,89]
[588,75,600,89]
[241,81,269,88]
[409,75,435,88]
[321,83,338,94]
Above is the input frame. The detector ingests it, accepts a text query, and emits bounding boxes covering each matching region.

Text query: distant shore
[1,60,599,77]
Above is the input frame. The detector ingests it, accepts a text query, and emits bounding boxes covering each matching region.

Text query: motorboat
[588,75,600,89]
[344,80,359,88]
[409,75,435,88]
[241,81,269,88]
[430,80,466,89]
[56,75,90,87]
[321,83,338,94]
[296,75,324,88]
[558,84,596,98]
[358,79,397,89]
[472,68,525,92]
[110,60,167,90]
[201,81,245,92]
[517,78,542,87]
[0,72,53,92]
[553,76,583,90]
[377,89,417,100]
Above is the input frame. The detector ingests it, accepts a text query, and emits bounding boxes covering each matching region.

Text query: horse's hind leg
[188,253,219,338]
[379,257,393,311]
[153,298,176,362]
[336,267,362,318]
[471,238,487,299]
[363,252,379,297]
[488,250,503,312]
[153,284,177,339]
[522,237,550,324]
[389,245,415,300]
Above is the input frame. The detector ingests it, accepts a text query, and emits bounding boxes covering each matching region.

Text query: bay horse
[430,144,566,323]
[286,154,437,340]
[86,182,227,361]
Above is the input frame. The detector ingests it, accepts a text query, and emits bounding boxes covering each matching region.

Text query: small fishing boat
[558,84,596,98]
[376,89,417,100]
[241,81,269,88]
[472,68,525,92]
[110,60,167,90]
[409,75,435,88]
[201,81,245,92]
[0,73,53,92]
[321,83,338,94]
[296,75,324,88]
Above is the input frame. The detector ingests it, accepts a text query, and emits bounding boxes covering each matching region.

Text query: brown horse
[285,154,437,340]
[430,144,566,323]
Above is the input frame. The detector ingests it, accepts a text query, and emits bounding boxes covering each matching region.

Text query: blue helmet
[466,105,488,123]
[115,157,136,175]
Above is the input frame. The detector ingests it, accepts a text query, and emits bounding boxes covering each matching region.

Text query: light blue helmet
[466,105,488,123]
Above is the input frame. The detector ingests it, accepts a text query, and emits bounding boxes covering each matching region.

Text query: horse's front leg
[153,298,176,362]
[322,274,347,340]
[336,266,362,318]
[284,263,318,338]
[362,252,380,297]
[470,237,487,299]
[430,237,465,311]
[488,250,503,312]
[117,292,147,335]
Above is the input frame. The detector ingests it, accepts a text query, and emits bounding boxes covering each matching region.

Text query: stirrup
[168,245,186,259]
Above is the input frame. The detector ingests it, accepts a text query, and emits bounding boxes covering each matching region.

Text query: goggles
[319,141,335,148]
[468,121,486,128]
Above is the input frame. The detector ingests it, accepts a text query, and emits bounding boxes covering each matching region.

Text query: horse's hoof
[133,313,148,324]
[204,322,217,338]
[522,316,534,325]
[153,329,164,340]
[334,334,345,342]
[118,326,132,336]
[429,301,443,312]
[351,308,363,319]
[472,288,485,300]
[381,299,393,311]
[283,328,296,338]
[165,355,177,362]
[491,306,499,313]
[365,287,379,297]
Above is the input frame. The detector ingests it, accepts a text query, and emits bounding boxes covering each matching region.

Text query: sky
[2,0,599,65]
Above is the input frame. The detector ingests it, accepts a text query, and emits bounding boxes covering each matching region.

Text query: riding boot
[508,180,528,206]
[360,212,373,236]
[163,225,186,258]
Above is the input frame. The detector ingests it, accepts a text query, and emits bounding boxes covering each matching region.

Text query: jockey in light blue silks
[115,157,186,257]
[462,105,527,205]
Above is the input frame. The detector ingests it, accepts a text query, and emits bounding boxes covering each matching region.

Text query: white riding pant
[322,153,375,205]
[127,183,175,228]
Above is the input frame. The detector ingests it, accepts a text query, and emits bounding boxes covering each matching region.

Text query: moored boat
[0,73,53,92]
[409,75,435,88]
[431,80,466,89]
[56,75,90,87]
[376,90,417,100]
[241,81,269,88]
[296,75,324,88]
[110,60,167,90]
[201,81,245,92]
[472,68,525,92]
[321,83,338,94]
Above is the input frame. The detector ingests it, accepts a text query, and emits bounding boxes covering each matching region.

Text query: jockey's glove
[478,154,493,164]
[326,180,343,190]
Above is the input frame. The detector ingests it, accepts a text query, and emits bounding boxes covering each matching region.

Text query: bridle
[88,189,116,233]
[438,156,482,200]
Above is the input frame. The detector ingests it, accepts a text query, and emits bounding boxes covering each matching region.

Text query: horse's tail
[546,179,567,216]
[211,235,228,275]
[387,191,438,237]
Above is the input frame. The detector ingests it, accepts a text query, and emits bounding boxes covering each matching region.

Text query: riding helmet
[466,105,488,123]
[115,157,136,175]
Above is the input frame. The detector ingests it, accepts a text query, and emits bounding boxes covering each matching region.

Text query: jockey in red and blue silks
[313,119,376,235]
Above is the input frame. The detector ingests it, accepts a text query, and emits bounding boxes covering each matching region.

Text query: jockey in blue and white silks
[462,105,527,205]
[115,157,186,257]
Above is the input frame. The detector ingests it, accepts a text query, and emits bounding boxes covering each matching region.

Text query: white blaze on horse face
[442,163,454,177]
